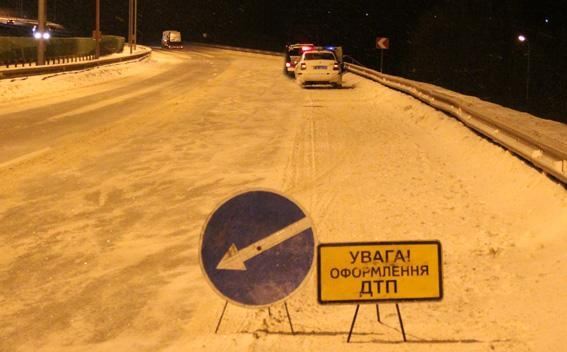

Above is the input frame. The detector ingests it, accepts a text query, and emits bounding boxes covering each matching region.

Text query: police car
[294,48,343,88]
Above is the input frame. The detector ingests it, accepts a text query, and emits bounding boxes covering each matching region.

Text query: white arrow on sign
[216,217,312,271]
[376,37,390,49]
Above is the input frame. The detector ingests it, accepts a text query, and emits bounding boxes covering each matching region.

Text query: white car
[295,50,343,88]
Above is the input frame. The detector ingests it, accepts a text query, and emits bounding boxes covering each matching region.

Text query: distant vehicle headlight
[33,32,51,40]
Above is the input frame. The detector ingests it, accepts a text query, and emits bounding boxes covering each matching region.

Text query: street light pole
[95,0,101,59]
[128,0,133,54]
[133,0,137,51]
[37,0,46,65]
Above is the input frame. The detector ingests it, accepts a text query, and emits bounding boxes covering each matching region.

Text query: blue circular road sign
[199,190,316,307]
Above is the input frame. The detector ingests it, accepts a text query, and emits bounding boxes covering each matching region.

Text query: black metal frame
[215,301,295,335]
[347,303,407,343]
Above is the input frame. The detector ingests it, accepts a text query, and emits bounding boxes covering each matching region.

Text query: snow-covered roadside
[0,48,565,352]
[0,49,181,115]
[414,79,567,150]
[346,64,567,184]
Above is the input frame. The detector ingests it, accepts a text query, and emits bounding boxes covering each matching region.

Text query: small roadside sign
[200,190,316,307]
[376,37,390,49]
[318,241,442,304]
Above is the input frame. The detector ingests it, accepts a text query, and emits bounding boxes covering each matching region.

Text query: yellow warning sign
[318,241,442,304]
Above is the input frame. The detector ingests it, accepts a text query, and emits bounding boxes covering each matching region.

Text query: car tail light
[300,62,307,70]
[333,62,340,70]
[286,62,291,68]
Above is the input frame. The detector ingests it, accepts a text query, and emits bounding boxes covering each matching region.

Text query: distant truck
[161,30,183,49]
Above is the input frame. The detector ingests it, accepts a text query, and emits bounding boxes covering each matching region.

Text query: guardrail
[0,45,151,80]
[1,54,97,68]
[345,63,567,184]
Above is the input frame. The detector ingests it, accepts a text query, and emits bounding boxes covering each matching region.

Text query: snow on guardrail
[345,63,567,184]
[0,45,152,80]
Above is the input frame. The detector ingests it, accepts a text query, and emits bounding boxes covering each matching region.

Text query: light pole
[517,34,531,104]
[128,0,133,53]
[95,0,101,59]
[37,0,46,65]
[133,0,137,51]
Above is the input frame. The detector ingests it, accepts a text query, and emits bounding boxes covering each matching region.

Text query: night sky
[3,0,567,122]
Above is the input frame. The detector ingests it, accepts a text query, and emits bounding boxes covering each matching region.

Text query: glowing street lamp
[517,34,531,104]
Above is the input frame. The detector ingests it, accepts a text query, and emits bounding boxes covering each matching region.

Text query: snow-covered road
[0,46,565,352]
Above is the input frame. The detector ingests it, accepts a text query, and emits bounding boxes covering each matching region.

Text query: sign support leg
[376,304,381,323]
[347,304,360,343]
[284,302,295,335]
[215,301,228,334]
[395,304,407,342]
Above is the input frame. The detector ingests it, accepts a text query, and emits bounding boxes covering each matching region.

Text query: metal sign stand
[284,302,295,334]
[347,303,407,343]
[215,301,295,335]
[396,304,407,342]
[215,301,229,334]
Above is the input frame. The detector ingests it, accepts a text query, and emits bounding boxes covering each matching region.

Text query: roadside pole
[37,0,46,65]
[95,0,101,59]
[133,0,137,51]
[376,37,390,73]
[128,0,133,54]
